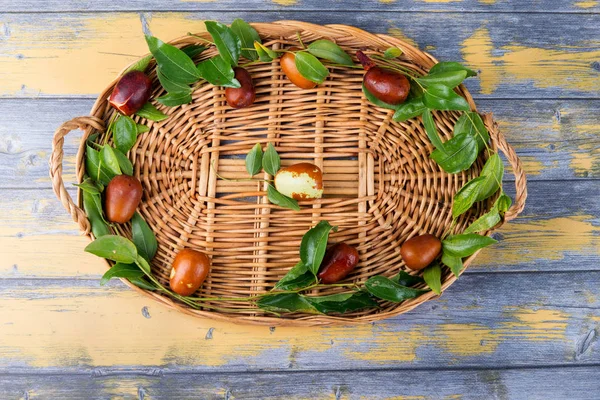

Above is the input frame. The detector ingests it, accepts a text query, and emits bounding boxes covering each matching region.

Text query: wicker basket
[49,21,527,326]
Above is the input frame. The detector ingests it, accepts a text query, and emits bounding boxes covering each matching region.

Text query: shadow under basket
[49,21,527,326]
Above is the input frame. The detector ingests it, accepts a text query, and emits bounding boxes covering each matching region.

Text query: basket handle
[49,116,105,234]
[484,113,527,221]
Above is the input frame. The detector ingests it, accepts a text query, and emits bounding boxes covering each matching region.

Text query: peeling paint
[478,215,600,265]
[462,27,600,94]
[574,0,598,8]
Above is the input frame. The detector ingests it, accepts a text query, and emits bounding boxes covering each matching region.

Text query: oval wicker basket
[50,21,527,326]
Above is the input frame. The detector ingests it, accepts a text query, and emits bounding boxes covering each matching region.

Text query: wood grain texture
[0,13,598,98]
[0,272,597,372]
[2,179,599,280]
[3,0,600,13]
[1,367,599,399]
[2,99,599,191]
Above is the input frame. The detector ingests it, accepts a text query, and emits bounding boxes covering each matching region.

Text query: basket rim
[52,21,527,327]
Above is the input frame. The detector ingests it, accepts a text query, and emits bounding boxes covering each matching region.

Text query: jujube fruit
[109,71,153,116]
[274,163,324,200]
[317,243,359,284]
[225,67,256,109]
[169,249,211,296]
[280,52,318,89]
[400,234,442,271]
[104,175,143,223]
[363,67,410,105]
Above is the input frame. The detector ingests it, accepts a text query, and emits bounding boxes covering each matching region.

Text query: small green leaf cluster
[241,143,300,211]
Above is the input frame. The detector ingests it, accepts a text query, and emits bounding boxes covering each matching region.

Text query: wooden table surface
[1,1,599,399]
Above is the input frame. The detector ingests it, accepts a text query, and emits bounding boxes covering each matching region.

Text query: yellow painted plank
[0,272,594,370]
[0,13,598,97]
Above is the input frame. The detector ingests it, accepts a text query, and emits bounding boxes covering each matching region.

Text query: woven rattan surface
[50,21,527,326]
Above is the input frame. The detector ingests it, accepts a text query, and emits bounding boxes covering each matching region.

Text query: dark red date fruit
[400,234,442,271]
[317,243,359,284]
[363,67,410,105]
[225,67,256,109]
[104,175,143,223]
[109,71,153,116]
[170,249,211,296]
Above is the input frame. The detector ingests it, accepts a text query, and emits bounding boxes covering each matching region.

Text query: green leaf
[82,191,111,238]
[442,233,497,257]
[267,185,300,211]
[416,70,467,88]
[137,124,150,134]
[497,193,512,212]
[156,91,193,107]
[113,148,133,176]
[231,19,261,61]
[422,109,447,153]
[245,143,263,176]
[463,207,501,234]
[294,52,329,84]
[431,134,478,173]
[135,102,168,122]
[86,145,114,186]
[307,40,353,66]
[362,83,398,111]
[74,177,103,195]
[100,146,121,176]
[124,54,153,74]
[145,35,199,84]
[423,84,470,111]
[442,252,463,277]
[274,262,315,290]
[383,47,403,59]
[390,270,424,287]
[454,112,489,152]
[196,56,241,88]
[452,176,488,218]
[475,153,504,201]
[129,276,157,290]
[182,45,207,59]
[85,235,138,263]
[157,68,192,94]
[300,221,337,275]
[113,115,138,153]
[392,96,427,122]
[262,143,280,175]
[306,292,379,314]
[256,293,319,314]
[423,262,442,295]
[429,61,477,78]
[136,255,152,274]
[205,21,242,67]
[254,42,282,62]
[365,276,425,302]
[100,263,144,286]
[131,212,158,262]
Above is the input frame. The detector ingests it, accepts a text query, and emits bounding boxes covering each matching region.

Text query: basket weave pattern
[50,21,527,326]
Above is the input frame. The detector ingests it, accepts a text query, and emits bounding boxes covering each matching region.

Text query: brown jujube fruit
[104,175,143,223]
[400,234,442,271]
[225,67,256,109]
[280,52,318,89]
[109,71,153,116]
[363,67,410,105]
[169,249,211,296]
[317,243,359,284]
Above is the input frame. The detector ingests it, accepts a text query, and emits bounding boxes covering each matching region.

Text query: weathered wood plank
[1,98,599,190]
[0,271,597,372]
[0,12,598,98]
[1,367,599,400]
[1,183,599,279]
[3,0,600,12]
